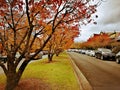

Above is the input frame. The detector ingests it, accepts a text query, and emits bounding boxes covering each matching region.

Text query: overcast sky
[75,0,120,42]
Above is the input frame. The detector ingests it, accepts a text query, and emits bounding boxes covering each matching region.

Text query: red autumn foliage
[0,0,99,90]
[83,33,111,49]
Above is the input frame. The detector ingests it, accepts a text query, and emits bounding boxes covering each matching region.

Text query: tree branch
[15,11,25,28]
[0,62,7,76]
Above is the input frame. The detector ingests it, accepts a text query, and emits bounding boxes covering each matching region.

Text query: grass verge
[0,52,79,90]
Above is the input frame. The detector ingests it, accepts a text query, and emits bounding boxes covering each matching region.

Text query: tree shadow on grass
[0,78,51,90]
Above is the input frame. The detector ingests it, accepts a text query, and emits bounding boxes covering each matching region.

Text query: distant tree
[46,26,79,62]
[92,33,111,48]
[0,0,99,89]
[71,42,83,49]
[81,33,111,49]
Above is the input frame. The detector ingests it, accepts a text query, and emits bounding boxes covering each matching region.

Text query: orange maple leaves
[0,0,98,54]
[83,33,111,49]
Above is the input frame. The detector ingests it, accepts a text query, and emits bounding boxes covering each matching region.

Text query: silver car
[116,51,120,64]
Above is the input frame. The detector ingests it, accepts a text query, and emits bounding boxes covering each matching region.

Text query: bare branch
[4,16,13,29]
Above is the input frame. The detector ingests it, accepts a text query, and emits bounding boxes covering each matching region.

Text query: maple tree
[82,33,111,49]
[46,25,79,62]
[0,0,100,89]
[71,42,83,49]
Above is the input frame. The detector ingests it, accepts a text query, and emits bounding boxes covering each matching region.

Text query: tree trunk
[5,59,30,90]
[48,53,54,62]
[56,54,59,56]
[5,72,20,90]
[56,52,60,57]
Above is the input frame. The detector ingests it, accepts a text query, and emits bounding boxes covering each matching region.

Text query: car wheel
[101,55,104,60]
[95,55,97,58]
[116,58,120,64]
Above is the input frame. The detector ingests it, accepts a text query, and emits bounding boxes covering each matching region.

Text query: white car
[30,52,43,60]
[89,50,95,57]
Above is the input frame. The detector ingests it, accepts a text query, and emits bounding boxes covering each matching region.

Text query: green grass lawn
[0,52,80,90]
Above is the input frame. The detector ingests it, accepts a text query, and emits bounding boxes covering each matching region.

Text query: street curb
[68,54,93,90]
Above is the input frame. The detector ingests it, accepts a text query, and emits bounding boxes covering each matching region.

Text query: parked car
[30,52,43,60]
[95,48,115,60]
[89,50,95,57]
[42,50,48,55]
[0,55,7,63]
[81,50,86,54]
[84,50,95,56]
[116,51,120,64]
[85,50,91,55]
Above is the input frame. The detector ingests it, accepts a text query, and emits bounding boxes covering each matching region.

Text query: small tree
[0,0,99,89]
[46,26,79,62]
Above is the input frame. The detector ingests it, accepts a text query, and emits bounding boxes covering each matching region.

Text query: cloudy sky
[75,0,120,42]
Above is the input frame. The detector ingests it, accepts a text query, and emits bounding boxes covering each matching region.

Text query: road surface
[68,52,120,90]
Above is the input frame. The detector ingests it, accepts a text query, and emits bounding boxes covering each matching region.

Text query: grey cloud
[101,8,120,24]
[98,0,120,24]
[75,0,120,42]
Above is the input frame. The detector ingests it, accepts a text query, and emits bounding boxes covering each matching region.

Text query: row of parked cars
[69,48,120,64]
[0,50,49,63]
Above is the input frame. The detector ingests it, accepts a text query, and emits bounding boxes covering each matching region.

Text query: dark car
[95,48,115,60]
[0,56,7,63]
[116,51,120,64]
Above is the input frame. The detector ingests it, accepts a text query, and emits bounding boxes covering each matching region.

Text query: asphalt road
[68,52,120,90]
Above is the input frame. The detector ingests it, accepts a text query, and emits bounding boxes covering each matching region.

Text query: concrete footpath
[69,54,93,90]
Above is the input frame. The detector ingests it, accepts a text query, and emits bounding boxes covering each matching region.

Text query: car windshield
[102,49,111,52]
[99,48,111,52]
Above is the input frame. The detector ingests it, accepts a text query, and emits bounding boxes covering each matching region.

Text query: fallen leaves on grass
[0,78,50,90]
